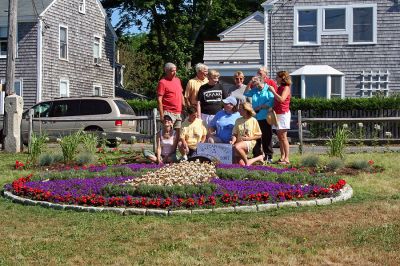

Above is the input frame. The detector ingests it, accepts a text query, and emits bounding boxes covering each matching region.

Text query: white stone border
[1,184,353,216]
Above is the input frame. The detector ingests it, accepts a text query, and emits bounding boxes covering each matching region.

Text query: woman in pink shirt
[268,71,291,164]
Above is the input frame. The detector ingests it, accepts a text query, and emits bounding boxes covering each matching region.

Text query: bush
[299,154,320,168]
[325,158,345,171]
[81,132,98,155]
[38,153,54,166]
[76,153,96,166]
[348,160,371,170]
[126,99,158,112]
[59,130,83,163]
[53,153,64,163]
[326,126,349,159]
[27,133,48,165]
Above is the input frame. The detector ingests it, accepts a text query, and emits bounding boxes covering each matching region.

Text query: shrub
[325,158,345,171]
[348,159,371,170]
[59,130,83,163]
[326,126,349,159]
[299,154,320,168]
[81,132,98,154]
[76,152,96,166]
[53,153,64,163]
[27,133,48,165]
[38,153,54,166]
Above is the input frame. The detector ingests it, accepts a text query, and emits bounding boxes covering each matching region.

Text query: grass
[0,150,399,265]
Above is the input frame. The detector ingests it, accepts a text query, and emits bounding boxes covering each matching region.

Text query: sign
[196,143,233,164]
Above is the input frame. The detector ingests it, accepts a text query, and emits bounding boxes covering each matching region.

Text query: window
[93,36,101,64]
[59,79,69,97]
[331,76,342,98]
[80,100,112,115]
[59,26,68,60]
[93,84,102,96]
[0,79,23,95]
[33,102,52,118]
[352,7,374,43]
[294,4,376,45]
[50,100,80,117]
[78,0,86,14]
[0,26,7,58]
[324,8,346,30]
[114,100,135,115]
[297,10,318,43]
[360,70,390,97]
[14,79,22,96]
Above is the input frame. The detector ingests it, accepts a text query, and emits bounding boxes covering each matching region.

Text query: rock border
[2,184,352,216]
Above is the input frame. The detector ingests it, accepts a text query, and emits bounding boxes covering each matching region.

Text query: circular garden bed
[3,161,350,215]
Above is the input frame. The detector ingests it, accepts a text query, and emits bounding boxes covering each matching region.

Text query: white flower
[342,124,348,129]
[101,132,107,136]
[56,138,61,143]
[357,123,363,128]
[116,137,122,142]
[385,132,392,138]
[301,122,307,128]
[374,124,381,131]
[45,137,49,142]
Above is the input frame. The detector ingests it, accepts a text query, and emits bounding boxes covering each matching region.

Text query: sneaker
[264,156,273,164]
[181,155,188,161]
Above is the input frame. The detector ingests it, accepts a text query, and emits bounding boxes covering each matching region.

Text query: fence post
[152,108,158,152]
[28,109,34,147]
[298,110,303,155]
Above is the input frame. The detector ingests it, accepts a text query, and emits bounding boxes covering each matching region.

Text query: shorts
[201,113,215,128]
[273,111,291,130]
[164,111,182,129]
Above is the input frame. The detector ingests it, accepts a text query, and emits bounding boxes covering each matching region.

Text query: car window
[114,100,135,115]
[50,100,80,117]
[80,100,112,115]
[33,102,52,118]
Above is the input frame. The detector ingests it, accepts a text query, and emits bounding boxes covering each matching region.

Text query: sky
[111,8,149,34]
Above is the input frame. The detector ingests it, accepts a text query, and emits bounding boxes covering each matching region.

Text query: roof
[0,0,53,24]
[261,0,280,9]
[217,11,264,39]
[290,65,344,76]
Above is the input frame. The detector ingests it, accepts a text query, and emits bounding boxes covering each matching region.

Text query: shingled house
[0,0,117,114]
[204,0,400,98]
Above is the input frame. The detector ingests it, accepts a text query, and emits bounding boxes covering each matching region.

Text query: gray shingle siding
[269,0,400,97]
[0,22,38,108]
[41,0,115,100]
[221,15,264,40]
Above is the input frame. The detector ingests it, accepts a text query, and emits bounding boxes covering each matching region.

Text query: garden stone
[316,198,332,206]
[257,203,278,212]
[50,203,65,210]
[213,207,235,213]
[64,205,80,211]
[125,208,147,216]
[296,200,317,207]
[38,201,52,208]
[169,209,192,216]
[102,207,125,215]
[277,201,298,208]
[235,205,257,213]
[23,198,38,206]
[146,209,168,216]
[191,208,213,214]
[4,95,23,153]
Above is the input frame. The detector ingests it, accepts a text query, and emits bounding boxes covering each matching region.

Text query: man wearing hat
[208,96,241,143]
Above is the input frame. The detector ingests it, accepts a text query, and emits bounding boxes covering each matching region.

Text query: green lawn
[0,151,399,265]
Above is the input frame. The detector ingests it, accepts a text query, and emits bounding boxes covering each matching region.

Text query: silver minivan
[21,97,137,144]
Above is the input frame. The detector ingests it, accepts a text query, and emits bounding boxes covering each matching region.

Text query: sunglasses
[235,77,244,81]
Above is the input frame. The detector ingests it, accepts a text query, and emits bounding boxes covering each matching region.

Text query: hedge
[127,96,400,113]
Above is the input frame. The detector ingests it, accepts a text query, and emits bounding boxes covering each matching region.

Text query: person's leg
[277,130,289,163]
[234,141,249,165]
[143,150,157,163]
[263,120,274,160]
[246,154,264,166]
[253,120,264,157]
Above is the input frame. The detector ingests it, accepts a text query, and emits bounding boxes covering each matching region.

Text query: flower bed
[4,163,347,210]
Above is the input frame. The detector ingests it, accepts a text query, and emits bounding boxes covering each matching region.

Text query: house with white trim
[204,0,400,98]
[0,0,117,114]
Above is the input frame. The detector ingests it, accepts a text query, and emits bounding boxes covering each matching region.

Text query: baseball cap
[163,114,173,121]
[222,96,237,106]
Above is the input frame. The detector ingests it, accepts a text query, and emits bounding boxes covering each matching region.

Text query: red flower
[368,160,374,165]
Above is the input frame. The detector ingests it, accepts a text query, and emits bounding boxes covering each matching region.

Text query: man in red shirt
[257,66,278,91]
[157,62,184,134]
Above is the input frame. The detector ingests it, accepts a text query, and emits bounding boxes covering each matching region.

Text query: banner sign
[196,143,233,164]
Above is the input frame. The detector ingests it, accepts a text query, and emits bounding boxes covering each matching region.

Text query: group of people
[146,62,292,166]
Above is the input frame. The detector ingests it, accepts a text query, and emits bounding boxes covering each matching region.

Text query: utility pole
[6,0,17,95]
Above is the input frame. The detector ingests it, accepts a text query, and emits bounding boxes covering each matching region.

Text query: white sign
[196,143,233,164]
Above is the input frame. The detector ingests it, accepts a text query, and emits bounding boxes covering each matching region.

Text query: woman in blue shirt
[244,76,275,163]
[208,96,241,143]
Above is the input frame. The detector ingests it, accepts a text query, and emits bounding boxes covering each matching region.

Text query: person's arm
[156,132,162,164]
[197,101,202,118]
[269,85,290,103]
[184,81,191,106]
[230,135,237,144]
[157,95,164,123]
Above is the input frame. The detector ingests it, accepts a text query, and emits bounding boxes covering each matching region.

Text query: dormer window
[79,0,86,14]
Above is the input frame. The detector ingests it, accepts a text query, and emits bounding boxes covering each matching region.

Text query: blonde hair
[208,69,220,78]
[240,102,256,117]
[233,71,244,78]
[277,71,292,86]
